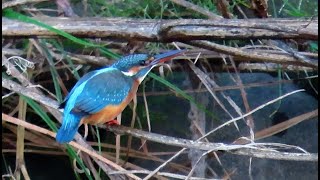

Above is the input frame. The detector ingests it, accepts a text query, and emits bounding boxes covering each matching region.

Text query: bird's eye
[139,60,146,66]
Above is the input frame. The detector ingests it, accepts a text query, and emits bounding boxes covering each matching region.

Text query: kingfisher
[56,49,185,143]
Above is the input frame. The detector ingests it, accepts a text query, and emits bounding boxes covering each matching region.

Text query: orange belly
[81,80,139,125]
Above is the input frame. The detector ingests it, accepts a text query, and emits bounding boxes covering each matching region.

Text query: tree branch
[2,113,141,180]
[2,17,317,41]
[2,78,318,162]
[1,77,127,180]
[187,40,318,68]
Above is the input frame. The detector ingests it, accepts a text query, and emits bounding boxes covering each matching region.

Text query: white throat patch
[137,65,156,84]
[121,71,136,77]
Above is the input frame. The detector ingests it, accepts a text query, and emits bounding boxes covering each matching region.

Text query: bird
[56,49,185,143]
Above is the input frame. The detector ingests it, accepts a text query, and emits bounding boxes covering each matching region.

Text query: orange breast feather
[81,81,139,125]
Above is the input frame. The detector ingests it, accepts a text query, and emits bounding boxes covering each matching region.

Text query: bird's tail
[56,113,81,143]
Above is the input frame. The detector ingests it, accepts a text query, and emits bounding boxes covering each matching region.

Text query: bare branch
[187,40,318,68]
[170,0,223,20]
[2,113,141,180]
[2,0,48,9]
[234,109,318,144]
[1,78,127,179]
[233,149,317,161]
[2,78,317,162]
[2,17,317,40]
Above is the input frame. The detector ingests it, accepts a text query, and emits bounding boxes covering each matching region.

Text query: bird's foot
[106,119,119,126]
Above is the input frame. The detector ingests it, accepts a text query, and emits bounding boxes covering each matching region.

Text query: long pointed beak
[150,49,186,66]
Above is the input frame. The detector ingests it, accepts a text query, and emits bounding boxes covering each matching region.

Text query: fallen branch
[3,48,318,70]
[3,77,317,162]
[187,40,318,68]
[235,109,318,144]
[1,77,126,180]
[2,111,318,162]
[2,0,48,9]
[2,113,141,180]
[104,125,317,161]
[2,17,317,41]
[236,62,315,72]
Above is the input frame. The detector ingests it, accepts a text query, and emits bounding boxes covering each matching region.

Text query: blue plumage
[72,69,132,113]
[111,54,148,71]
[56,50,185,143]
[56,68,133,143]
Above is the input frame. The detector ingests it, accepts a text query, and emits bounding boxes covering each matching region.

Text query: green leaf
[309,42,318,52]
[3,8,119,59]
[49,39,81,80]
[23,96,93,179]
[23,95,58,132]
[66,144,93,180]
[38,40,63,103]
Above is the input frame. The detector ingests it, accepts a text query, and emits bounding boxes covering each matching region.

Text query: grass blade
[23,96,93,179]
[3,8,119,59]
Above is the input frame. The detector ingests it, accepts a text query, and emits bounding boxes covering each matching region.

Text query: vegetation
[2,0,318,179]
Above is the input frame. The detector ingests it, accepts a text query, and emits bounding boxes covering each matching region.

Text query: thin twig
[3,77,316,162]
[234,109,318,144]
[187,40,317,68]
[1,71,129,179]
[109,169,220,180]
[142,89,314,179]
[169,0,223,20]
[2,0,48,9]
[2,113,141,180]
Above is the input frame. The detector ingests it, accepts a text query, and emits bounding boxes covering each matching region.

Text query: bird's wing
[59,69,106,108]
[71,68,133,114]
